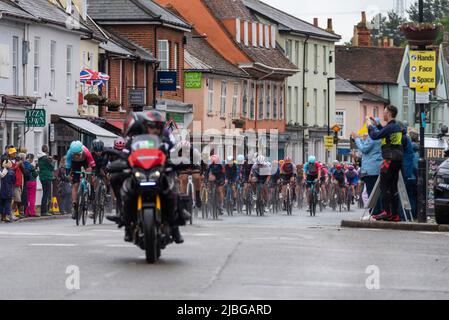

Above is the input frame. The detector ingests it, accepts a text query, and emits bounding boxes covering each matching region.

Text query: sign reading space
[409,50,436,89]
[25,109,46,127]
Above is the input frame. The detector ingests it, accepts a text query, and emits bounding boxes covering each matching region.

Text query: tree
[408,0,449,22]
[371,10,407,46]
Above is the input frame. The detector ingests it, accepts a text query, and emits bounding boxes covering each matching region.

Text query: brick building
[87,0,193,127]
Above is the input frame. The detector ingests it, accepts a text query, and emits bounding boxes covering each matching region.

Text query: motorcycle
[109,134,176,263]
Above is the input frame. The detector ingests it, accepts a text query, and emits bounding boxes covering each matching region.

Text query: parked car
[434,149,449,225]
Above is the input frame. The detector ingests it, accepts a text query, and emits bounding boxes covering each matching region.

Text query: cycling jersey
[319,166,329,182]
[304,162,322,181]
[206,163,225,185]
[280,163,295,181]
[225,164,239,183]
[271,166,281,185]
[241,163,253,182]
[346,169,359,185]
[66,145,96,184]
[92,152,109,177]
[332,169,346,186]
[251,163,271,183]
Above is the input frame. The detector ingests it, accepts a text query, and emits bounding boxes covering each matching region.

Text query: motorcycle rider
[107,111,186,244]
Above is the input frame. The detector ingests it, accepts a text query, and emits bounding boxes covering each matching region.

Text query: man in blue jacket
[368,105,404,222]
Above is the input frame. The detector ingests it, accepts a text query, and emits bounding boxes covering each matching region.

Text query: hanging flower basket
[232,119,245,128]
[84,93,100,105]
[400,23,442,47]
[105,100,121,112]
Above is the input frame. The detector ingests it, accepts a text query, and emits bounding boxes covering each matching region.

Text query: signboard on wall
[184,72,202,89]
[409,50,437,89]
[157,71,177,91]
[128,89,145,106]
[25,109,46,127]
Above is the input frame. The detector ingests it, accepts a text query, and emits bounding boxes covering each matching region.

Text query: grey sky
[263,0,411,43]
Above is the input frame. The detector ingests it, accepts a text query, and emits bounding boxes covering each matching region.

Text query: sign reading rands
[25,109,46,127]
[409,51,437,89]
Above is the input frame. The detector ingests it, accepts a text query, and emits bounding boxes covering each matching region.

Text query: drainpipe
[302,35,310,163]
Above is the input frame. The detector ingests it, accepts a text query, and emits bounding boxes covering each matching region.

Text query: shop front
[0,96,32,152]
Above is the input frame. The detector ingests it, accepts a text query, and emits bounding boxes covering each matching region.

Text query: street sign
[324,135,334,150]
[331,124,341,133]
[49,124,55,142]
[184,72,202,89]
[128,89,145,106]
[157,71,177,91]
[25,109,46,127]
[415,85,430,104]
[409,50,437,89]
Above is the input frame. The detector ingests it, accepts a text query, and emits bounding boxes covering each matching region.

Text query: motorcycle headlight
[134,170,147,182]
[149,170,161,181]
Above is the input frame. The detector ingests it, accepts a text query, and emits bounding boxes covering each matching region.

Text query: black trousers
[379,160,402,216]
[41,180,52,215]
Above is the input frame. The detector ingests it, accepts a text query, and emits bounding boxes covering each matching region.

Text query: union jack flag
[80,68,110,86]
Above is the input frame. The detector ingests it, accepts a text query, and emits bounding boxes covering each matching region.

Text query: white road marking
[29,243,77,247]
[91,229,122,233]
[0,231,84,237]
[105,244,135,248]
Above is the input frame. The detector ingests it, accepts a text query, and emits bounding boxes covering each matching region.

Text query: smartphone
[369,117,376,125]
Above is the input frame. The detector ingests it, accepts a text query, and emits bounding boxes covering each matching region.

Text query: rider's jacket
[66,146,96,171]
[225,164,239,182]
[280,163,295,179]
[368,120,403,161]
[304,162,322,180]
[205,163,225,181]
[92,152,109,176]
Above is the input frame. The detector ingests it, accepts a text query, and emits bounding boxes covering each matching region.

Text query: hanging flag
[80,68,110,86]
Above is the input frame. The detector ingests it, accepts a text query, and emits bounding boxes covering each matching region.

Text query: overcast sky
[263,0,412,43]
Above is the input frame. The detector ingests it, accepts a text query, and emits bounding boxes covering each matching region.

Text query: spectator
[56,156,72,215]
[369,105,404,222]
[1,145,13,164]
[0,160,16,223]
[353,128,383,216]
[400,127,419,220]
[8,147,25,219]
[19,153,29,216]
[38,145,54,217]
[24,154,38,217]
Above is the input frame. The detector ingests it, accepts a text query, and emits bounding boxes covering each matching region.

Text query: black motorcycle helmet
[92,139,104,152]
[124,112,149,138]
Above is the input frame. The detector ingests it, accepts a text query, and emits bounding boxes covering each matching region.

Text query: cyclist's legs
[178,172,189,195]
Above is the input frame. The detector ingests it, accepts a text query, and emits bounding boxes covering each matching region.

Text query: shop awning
[106,120,124,132]
[60,117,118,146]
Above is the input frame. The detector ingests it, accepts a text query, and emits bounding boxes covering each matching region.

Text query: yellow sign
[331,124,341,133]
[409,50,436,89]
[324,135,334,149]
[357,123,368,136]
[416,85,429,93]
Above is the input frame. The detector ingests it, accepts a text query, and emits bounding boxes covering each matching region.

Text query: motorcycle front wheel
[143,208,159,264]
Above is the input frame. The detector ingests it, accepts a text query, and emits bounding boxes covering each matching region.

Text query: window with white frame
[208,78,214,113]
[285,39,292,60]
[158,40,169,70]
[336,110,345,137]
[220,80,227,117]
[242,81,248,117]
[313,89,318,125]
[252,22,257,47]
[304,42,309,71]
[50,40,56,96]
[250,82,255,119]
[287,86,292,121]
[174,43,178,71]
[258,83,264,119]
[304,88,308,124]
[33,37,40,94]
[266,83,271,119]
[313,44,318,73]
[295,41,300,67]
[264,25,269,48]
[12,36,19,96]
[323,46,327,74]
[279,85,284,119]
[259,23,264,47]
[273,85,278,119]
[232,82,238,118]
[402,87,409,123]
[323,89,327,126]
[295,87,299,123]
[236,18,241,43]
[66,45,73,101]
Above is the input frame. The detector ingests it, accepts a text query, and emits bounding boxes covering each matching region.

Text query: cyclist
[241,156,253,207]
[66,140,96,219]
[303,156,321,209]
[345,164,359,204]
[332,163,346,203]
[204,154,226,214]
[175,140,203,208]
[318,162,329,205]
[280,156,295,209]
[296,163,305,205]
[250,155,271,206]
[224,156,239,205]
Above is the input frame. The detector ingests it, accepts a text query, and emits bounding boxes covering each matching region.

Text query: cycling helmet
[332,160,340,166]
[114,137,125,151]
[92,139,104,152]
[285,156,292,163]
[256,155,266,165]
[236,154,245,164]
[308,155,316,164]
[210,154,220,165]
[226,156,234,164]
[69,141,83,154]
[348,165,355,171]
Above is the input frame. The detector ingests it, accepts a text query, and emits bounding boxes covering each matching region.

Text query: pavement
[1,207,449,300]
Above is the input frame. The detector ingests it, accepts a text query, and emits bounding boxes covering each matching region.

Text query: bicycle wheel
[286,187,292,216]
[347,188,352,212]
[81,188,88,226]
[246,187,253,216]
[76,192,82,226]
[201,187,208,219]
[188,183,194,225]
[98,188,105,225]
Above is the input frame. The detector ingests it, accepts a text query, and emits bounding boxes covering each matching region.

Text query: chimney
[313,18,318,27]
[354,11,371,47]
[326,18,334,33]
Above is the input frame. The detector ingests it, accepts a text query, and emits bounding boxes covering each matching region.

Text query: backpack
[308,163,318,176]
